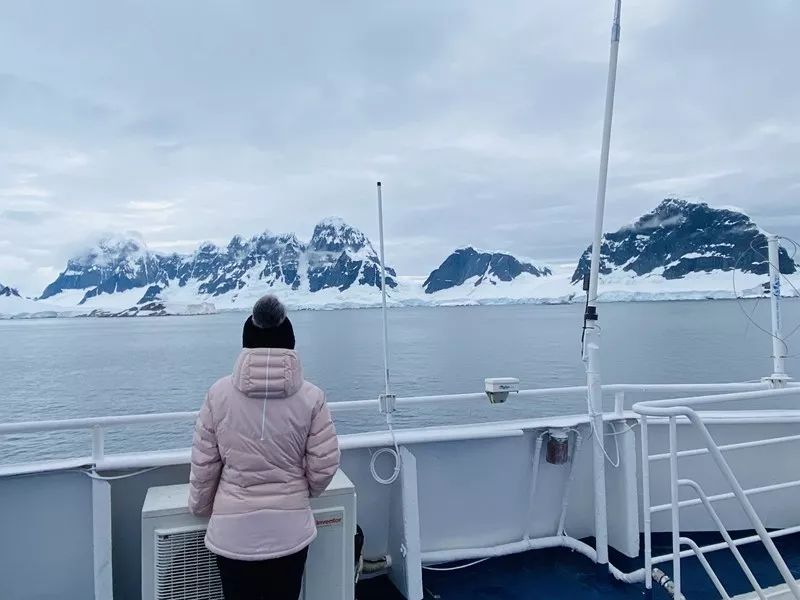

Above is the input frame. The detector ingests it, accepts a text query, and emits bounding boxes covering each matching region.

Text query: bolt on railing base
[652,568,686,600]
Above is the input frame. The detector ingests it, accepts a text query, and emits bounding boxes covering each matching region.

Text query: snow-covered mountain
[40,235,167,303]
[423,247,552,294]
[0,282,21,298]
[307,218,397,293]
[39,218,397,309]
[0,280,70,317]
[572,199,796,284]
[3,199,799,319]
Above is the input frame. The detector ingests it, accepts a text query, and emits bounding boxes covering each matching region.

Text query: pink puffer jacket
[189,348,340,560]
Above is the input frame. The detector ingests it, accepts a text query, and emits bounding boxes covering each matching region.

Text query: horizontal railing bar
[634,387,799,415]
[0,426,529,476]
[651,479,800,513]
[0,411,199,435]
[651,525,800,565]
[611,383,768,393]
[335,385,768,412]
[0,382,769,435]
[649,432,800,462]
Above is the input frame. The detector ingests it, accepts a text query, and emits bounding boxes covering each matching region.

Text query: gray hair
[252,295,287,328]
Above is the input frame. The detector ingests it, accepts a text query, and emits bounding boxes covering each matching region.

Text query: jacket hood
[232,348,304,399]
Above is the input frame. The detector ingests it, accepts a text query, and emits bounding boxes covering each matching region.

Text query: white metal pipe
[421,535,640,584]
[651,525,800,565]
[340,427,525,450]
[679,479,766,599]
[96,450,189,471]
[678,537,730,599]
[328,399,379,412]
[768,234,787,381]
[586,331,609,565]
[649,432,800,462]
[582,0,622,564]
[0,411,199,434]
[92,426,105,464]
[612,382,768,393]
[525,431,548,540]
[584,0,622,569]
[325,384,770,414]
[650,477,800,514]
[668,417,681,597]
[669,409,800,596]
[614,391,625,416]
[0,382,770,434]
[1,427,528,477]
[0,457,96,478]
[557,430,584,535]
[586,0,622,308]
[376,181,391,397]
[641,415,653,591]
[633,386,800,413]
[422,536,563,564]
[388,382,768,411]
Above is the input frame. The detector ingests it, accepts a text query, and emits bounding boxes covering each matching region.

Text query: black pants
[215,547,309,600]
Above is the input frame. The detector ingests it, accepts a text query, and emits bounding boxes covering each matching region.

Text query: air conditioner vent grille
[156,528,223,600]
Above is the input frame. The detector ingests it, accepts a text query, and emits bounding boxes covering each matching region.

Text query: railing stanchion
[641,415,652,592]
[614,391,625,416]
[668,416,681,597]
[92,426,105,464]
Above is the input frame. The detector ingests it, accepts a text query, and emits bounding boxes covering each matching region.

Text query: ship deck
[360,533,800,599]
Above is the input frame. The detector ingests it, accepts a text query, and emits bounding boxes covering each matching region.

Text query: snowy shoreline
[2,275,796,320]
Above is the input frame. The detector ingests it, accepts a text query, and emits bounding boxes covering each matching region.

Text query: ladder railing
[635,387,800,599]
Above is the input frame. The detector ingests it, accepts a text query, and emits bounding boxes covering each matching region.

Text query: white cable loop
[588,418,621,468]
[370,413,401,485]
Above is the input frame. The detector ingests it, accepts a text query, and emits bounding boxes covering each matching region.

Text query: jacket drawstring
[260,348,271,441]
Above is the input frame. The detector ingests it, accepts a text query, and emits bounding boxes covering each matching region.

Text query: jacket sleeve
[188,395,222,517]
[305,394,340,497]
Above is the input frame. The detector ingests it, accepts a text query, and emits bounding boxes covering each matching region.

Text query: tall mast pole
[584,0,623,570]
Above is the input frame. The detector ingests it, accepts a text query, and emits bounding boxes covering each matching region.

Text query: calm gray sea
[1,300,798,463]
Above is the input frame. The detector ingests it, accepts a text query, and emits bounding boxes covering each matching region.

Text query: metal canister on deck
[546,428,570,465]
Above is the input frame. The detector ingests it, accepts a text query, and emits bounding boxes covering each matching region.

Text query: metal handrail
[650,478,800,513]
[680,479,765,600]
[0,381,770,435]
[634,386,800,599]
[649,431,800,462]
[680,536,730,599]
[0,381,772,468]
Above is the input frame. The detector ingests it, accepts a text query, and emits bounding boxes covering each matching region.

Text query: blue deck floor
[358,533,800,599]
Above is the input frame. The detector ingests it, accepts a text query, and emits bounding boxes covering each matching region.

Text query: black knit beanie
[242,295,296,350]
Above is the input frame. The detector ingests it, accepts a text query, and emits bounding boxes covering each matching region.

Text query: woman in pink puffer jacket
[189,295,340,600]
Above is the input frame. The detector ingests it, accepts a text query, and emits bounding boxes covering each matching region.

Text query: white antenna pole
[370,182,401,487]
[377,181,391,397]
[584,0,622,571]
[587,0,622,310]
[767,234,787,384]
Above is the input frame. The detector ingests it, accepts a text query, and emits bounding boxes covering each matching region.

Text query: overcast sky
[0,1,799,295]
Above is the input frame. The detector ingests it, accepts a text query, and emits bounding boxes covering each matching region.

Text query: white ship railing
[634,386,800,599]
[0,381,777,471]
[3,379,800,594]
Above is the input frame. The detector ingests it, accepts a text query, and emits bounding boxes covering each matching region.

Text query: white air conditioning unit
[142,470,356,600]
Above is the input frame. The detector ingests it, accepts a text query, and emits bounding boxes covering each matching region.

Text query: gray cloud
[0,0,798,295]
